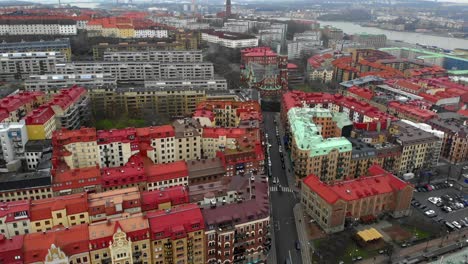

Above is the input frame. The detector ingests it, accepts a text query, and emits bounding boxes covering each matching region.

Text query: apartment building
[0,234,23,264]
[202,174,270,264]
[54,61,161,82]
[352,33,387,48]
[24,106,56,140]
[51,166,101,196]
[24,73,117,91]
[288,107,352,181]
[92,41,191,61]
[201,30,259,48]
[194,100,262,128]
[24,140,52,171]
[23,224,89,264]
[52,127,100,170]
[0,91,46,123]
[48,87,91,130]
[201,127,261,159]
[136,125,176,164]
[141,186,190,212]
[0,18,77,36]
[0,171,52,203]
[0,122,28,172]
[97,128,139,168]
[302,165,413,233]
[348,138,401,178]
[428,117,468,164]
[90,88,207,119]
[307,53,334,83]
[103,50,203,62]
[0,200,30,239]
[89,214,151,264]
[388,121,442,176]
[0,39,72,61]
[387,101,437,123]
[187,157,226,186]
[0,52,66,80]
[144,78,228,91]
[101,157,146,192]
[145,161,189,191]
[173,118,202,161]
[29,193,89,233]
[87,187,141,223]
[148,204,205,264]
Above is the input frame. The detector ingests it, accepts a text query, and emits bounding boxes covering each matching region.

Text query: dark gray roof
[0,170,51,191]
[25,139,52,152]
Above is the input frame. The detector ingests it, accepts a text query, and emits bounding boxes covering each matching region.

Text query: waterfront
[318,20,468,50]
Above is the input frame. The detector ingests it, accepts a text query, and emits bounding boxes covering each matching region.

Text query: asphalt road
[263,112,302,264]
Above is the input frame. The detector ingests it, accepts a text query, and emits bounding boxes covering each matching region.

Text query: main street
[263,111,302,264]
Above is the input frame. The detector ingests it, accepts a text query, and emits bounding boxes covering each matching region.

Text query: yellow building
[148,204,205,264]
[117,25,135,38]
[89,214,152,264]
[29,193,89,233]
[25,106,56,140]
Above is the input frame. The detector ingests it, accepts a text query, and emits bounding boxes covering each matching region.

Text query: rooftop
[288,107,352,157]
[303,165,411,204]
[147,204,205,240]
[187,158,225,179]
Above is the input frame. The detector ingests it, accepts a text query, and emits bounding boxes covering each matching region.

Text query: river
[318,20,468,50]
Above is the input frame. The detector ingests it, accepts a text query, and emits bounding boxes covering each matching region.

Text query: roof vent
[346,189,351,194]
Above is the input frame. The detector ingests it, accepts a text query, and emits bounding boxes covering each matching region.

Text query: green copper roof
[332,112,353,129]
[288,107,352,157]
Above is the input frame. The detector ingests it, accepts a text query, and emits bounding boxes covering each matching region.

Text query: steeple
[226,0,231,18]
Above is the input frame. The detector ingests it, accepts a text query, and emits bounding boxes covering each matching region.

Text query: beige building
[89,214,151,264]
[389,121,441,176]
[0,200,30,238]
[148,204,205,264]
[302,165,413,233]
[173,118,202,161]
[52,127,100,169]
[29,193,89,233]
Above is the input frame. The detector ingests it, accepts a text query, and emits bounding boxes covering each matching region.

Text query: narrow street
[263,111,302,264]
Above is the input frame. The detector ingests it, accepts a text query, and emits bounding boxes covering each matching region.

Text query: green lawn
[292,84,320,92]
[342,243,377,263]
[405,227,431,240]
[95,118,147,130]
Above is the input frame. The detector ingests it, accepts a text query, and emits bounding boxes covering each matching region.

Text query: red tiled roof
[53,127,97,145]
[0,234,24,264]
[147,204,204,240]
[141,186,189,211]
[25,106,54,125]
[0,200,30,223]
[52,166,100,192]
[388,101,437,121]
[101,157,146,188]
[145,160,188,183]
[136,125,175,139]
[193,109,215,122]
[303,165,410,204]
[97,128,138,150]
[23,224,89,264]
[348,86,374,100]
[30,193,88,221]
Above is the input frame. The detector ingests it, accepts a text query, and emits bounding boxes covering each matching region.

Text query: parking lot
[412,181,468,230]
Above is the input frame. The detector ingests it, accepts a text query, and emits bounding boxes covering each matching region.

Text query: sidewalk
[294,203,313,264]
[266,222,277,264]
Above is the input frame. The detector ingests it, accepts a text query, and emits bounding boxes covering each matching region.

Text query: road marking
[269,186,294,193]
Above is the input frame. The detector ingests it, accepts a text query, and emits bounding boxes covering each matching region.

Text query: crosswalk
[269,186,294,193]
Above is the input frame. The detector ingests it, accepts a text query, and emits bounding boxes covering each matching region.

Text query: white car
[424,210,436,217]
[428,197,441,205]
[452,221,462,229]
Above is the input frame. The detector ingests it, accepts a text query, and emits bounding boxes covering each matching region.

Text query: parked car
[452,221,462,229]
[428,197,441,205]
[295,241,301,250]
[424,210,437,217]
[442,206,452,213]
[425,184,433,191]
